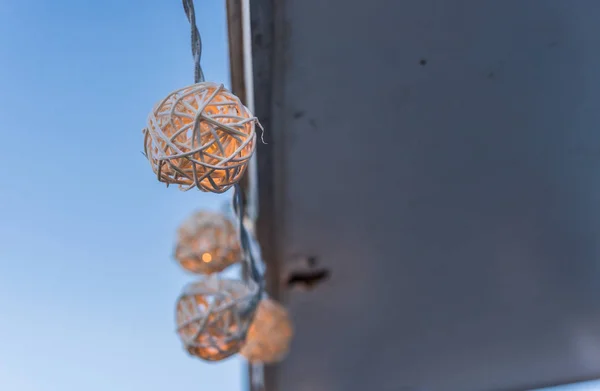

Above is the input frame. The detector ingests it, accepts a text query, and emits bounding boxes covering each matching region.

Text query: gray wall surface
[252,1,600,390]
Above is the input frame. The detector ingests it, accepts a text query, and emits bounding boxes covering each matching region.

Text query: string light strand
[183,0,263,306]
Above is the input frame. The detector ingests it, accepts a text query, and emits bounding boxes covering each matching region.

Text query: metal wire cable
[234,183,264,294]
[182,0,205,83]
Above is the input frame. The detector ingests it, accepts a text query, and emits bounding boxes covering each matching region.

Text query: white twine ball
[176,278,259,362]
[241,298,293,364]
[174,210,241,275]
[143,82,259,193]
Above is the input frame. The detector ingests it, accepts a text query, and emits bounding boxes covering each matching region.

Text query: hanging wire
[234,183,264,294]
[182,0,205,83]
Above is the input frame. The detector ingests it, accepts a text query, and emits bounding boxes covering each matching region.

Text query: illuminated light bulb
[241,298,293,364]
[176,278,259,362]
[174,211,241,275]
[143,82,260,193]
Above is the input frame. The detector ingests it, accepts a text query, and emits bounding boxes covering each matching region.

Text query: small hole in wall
[286,269,331,290]
[284,256,331,290]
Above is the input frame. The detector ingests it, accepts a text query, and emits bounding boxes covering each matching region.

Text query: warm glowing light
[241,298,293,364]
[176,278,259,362]
[143,82,260,193]
[174,211,241,274]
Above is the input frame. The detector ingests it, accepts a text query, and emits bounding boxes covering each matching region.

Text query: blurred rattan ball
[143,82,259,193]
[176,278,259,362]
[174,211,241,275]
[241,298,293,364]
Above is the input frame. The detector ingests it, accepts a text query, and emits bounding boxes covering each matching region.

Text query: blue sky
[0,0,245,390]
[540,381,600,391]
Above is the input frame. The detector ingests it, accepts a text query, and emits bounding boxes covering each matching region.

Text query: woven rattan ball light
[176,278,259,361]
[144,82,259,193]
[240,298,293,364]
[174,210,241,275]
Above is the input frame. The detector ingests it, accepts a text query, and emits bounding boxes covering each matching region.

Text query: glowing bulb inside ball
[174,211,242,274]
